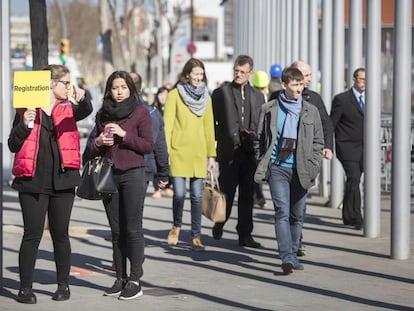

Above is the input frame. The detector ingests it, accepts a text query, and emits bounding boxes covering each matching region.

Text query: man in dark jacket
[211,55,265,248]
[331,68,365,230]
[129,72,169,190]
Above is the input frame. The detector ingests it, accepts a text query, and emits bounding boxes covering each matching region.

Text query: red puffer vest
[12,100,81,177]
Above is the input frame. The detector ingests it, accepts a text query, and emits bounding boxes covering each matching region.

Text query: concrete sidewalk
[1,183,414,311]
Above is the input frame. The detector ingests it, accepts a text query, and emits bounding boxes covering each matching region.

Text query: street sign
[186,41,197,56]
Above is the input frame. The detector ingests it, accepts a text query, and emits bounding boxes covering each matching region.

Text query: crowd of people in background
[8,54,366,303]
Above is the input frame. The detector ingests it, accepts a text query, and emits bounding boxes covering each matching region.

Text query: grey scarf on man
[277,91,302,160]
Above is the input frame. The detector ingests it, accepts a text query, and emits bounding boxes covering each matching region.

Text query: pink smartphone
[104,125,113,138]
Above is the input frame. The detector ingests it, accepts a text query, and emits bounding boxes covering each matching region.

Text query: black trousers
[340,159,364,225]
[218,147,257,238]
[104,167,146,282]
[18,191,74,288]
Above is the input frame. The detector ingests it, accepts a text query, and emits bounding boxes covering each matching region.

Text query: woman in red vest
[8,64,92,304]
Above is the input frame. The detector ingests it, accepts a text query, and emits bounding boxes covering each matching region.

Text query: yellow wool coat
[164,88,216,178]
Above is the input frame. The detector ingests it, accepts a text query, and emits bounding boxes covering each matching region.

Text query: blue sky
[10,0,29,16]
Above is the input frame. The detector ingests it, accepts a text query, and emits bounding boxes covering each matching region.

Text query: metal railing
[380,113,414,192]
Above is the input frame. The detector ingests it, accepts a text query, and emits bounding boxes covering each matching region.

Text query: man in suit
[331,68,366,230]
[211,55,265,248]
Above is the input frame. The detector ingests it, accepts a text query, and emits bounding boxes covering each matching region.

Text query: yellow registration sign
[13,71,51,108]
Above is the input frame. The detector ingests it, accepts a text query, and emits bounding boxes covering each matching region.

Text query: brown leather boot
[191,238,205,251]
[167,226,180,245]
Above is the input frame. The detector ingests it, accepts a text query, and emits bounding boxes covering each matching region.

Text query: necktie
[359,94,365,112]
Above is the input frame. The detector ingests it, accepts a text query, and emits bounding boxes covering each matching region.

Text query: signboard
[13,71,51,108]
[186,41,197,56]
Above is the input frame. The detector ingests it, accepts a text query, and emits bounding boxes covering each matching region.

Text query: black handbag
[76,156,117,200]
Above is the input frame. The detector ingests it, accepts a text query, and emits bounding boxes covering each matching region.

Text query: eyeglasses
[56,80,71,88]
[233,69,251,75]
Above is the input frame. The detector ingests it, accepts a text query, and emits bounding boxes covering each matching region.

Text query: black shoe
[16,288,37,304]
[354,223,363,230]
[239,236,262,248]
[254,198,266,208]
[103,279,126,297]
[118,281,143,300]
[52,284,70,301]
[212,223,223,240]
[281,257,294,275]
[296,245,306,257]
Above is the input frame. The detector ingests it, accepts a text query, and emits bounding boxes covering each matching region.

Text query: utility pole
[190,0,194,43]
[186,0,197,58]
[55,0,68,65]
[0,0,9,289]
[55,0,67,38]
[100,0,114,80]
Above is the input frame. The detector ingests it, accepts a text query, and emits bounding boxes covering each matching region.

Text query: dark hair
[281,67,304,84]
[152,86,169,108]
[353,67,365,79]
[43,64,70,80]
[103,70,138,101]
[234,55,254,70]
[175,58,208,87]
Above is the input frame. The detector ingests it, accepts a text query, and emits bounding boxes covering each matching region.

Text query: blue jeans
[171,177,203,238]
[268,165,307,262]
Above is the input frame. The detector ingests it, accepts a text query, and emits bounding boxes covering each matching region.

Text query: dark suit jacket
[212,81,264,162]
[330,88,364,162]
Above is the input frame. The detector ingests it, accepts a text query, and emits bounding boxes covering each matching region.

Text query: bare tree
[48,1,104,78]
[158,0,189,77]
[100,0,115,78]
[29,0,48,69]
[46,0,189,86]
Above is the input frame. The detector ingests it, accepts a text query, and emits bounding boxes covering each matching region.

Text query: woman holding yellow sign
[8,64,92,304]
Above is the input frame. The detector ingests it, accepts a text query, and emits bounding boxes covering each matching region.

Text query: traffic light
[59,38,70,64]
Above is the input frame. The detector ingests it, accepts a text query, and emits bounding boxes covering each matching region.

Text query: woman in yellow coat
[164,58,216,250]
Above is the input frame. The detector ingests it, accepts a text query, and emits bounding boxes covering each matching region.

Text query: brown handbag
[202,171,226,222]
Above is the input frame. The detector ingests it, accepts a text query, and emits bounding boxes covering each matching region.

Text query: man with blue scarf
[254,67,324,274]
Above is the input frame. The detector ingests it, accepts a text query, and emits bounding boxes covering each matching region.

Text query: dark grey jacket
[212,81,265,162]
[269,88,333,150]
[254,98,324,190]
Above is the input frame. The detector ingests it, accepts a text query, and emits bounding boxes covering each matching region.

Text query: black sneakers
[52,284,70,301]
[103,279,126,297]
[296,245,306,257]
[16,288,37,304]
[118,281,143,300]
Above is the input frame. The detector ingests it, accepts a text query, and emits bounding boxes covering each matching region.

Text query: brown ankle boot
[167,226,180,245]
[191,238,205,251]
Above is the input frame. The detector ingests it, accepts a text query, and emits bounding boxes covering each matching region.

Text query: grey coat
[254,98,324,190]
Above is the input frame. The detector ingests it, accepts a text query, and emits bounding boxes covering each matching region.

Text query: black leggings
[103,167,146,282]
[18,191,74,288]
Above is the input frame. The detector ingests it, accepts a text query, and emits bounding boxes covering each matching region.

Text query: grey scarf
[176,82,209,116]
